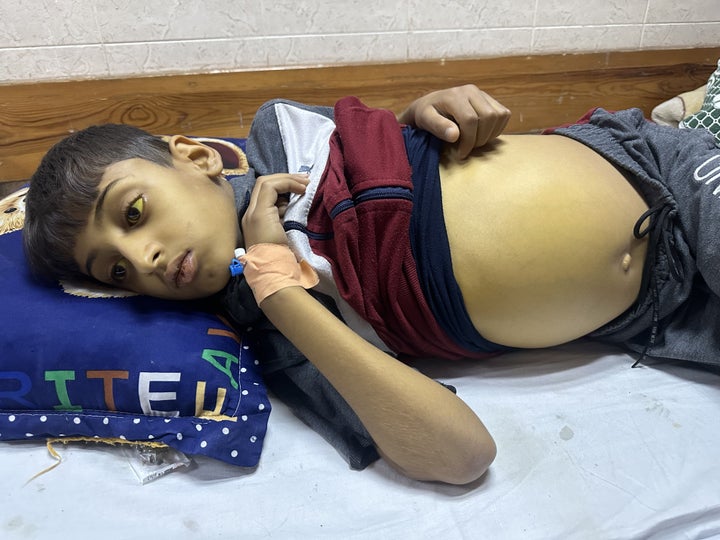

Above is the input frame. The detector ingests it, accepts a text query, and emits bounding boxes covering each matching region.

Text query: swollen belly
[440,134,649,348]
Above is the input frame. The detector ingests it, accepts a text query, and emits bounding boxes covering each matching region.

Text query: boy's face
[73,137,241,300]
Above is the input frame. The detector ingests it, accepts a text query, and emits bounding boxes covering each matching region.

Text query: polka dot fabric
[0,317,270,467]
[0,144,271,467]
[680,59,720,145]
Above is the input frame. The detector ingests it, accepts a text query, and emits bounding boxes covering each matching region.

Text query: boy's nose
[125,238,163,273]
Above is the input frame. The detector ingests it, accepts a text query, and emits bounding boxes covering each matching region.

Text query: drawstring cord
[630,199,684,368]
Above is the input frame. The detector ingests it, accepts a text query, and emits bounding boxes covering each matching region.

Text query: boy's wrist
[239,243,319,305]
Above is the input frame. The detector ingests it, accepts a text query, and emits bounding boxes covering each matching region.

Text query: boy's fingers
[399,85,511,159]
[418,108,460,143]
[256,173,310,194]
[250,174,309,207]
[242,174,309,247]
[455,94,511,158]
[425,87,509,159]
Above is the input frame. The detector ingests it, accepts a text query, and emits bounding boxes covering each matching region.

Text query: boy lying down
[23,85,720,485]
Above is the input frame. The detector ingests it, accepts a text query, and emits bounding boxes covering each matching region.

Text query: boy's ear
[167,135,224,176]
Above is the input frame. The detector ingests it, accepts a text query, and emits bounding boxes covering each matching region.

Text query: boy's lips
[167,250,196,288]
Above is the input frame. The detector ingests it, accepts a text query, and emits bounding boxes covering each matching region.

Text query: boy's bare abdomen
[440,134,649,348]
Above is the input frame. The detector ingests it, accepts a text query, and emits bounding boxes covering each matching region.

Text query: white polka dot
[177,433,183,441]
[254,360,259,365]
[103,418,110,425]
[120,435,127,440]
[25,433,33,437]
[241,415,248,422]
[133,418,141,424]
[253,382,259,386]
[200,441,207,448]
[241,367,247,373]
[73,417,81,425]
[258,404,265,411]
[242,345,249,350]
[8,415,16,422]
[230,450,238,458]
[148,435,154,440]
[40,416,47,422]
[222,427,230,435]
[195,424,203,432]
[164,418,172,423]
[250,436,257,443]
[242,390,249,396]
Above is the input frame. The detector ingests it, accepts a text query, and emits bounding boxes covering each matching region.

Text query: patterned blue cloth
[0,188,270,467]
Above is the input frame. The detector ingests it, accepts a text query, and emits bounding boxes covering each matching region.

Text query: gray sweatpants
[555,108,720,367]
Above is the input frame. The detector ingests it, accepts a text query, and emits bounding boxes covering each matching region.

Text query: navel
[621,253,632,272]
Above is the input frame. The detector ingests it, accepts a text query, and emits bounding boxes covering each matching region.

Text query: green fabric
[680,60,720,145]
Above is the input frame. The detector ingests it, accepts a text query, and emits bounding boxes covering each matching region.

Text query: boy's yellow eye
[111,260,128,281]
[126,197,144,226]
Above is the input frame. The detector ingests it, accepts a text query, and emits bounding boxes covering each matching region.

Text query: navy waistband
[404,127,513,354]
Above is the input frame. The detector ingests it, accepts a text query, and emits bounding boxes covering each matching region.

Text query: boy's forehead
[103,157,148,178]
[98,158,160,193]
[100,159,136,187]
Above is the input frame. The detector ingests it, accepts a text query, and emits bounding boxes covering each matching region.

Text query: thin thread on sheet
[24,440,63,485]
[23,437,170,485]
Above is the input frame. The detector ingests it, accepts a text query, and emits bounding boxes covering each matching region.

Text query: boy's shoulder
[255,98,335,118]
[246,100,336,177]
[251,99,335,137]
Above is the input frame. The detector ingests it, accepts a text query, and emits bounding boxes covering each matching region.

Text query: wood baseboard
[1,47,718,183]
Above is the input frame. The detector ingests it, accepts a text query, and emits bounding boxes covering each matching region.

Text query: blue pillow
[0,137,271,467]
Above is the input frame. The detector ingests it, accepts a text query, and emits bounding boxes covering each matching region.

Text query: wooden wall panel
[1,47,718,187]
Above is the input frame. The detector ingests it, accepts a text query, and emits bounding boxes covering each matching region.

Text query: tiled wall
[1,0,718,83]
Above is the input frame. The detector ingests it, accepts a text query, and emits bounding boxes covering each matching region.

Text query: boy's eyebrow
[85,175,127,279]
[94,176,126,225]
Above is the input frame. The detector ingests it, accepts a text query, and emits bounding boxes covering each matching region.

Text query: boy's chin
[160,283,228,301]
[171,275,231,301]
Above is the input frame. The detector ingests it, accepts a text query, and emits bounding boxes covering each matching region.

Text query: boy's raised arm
[397,84,511,159]
[240,174,496,485]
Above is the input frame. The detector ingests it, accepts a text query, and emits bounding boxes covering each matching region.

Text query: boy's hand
[241,173,310,248]
[397,84,511,159]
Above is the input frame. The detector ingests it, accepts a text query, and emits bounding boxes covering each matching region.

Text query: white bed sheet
[3,341,720,539]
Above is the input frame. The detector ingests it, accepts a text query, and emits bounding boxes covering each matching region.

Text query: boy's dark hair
[23,124,173,282]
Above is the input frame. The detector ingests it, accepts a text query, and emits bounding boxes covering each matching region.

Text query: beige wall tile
[0,1,101,47]
[94,0,264,41]
[642,22,720,48]
[265,33,408,66]
[0,45,107,81]
[261,0,408,34]
[535,0,649,26]
[532,25,644,53]
[104,39,270,78]
[409,0,534,29]
[409,28,533,59]
[646,0,720,23]
[0,0,717,82]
